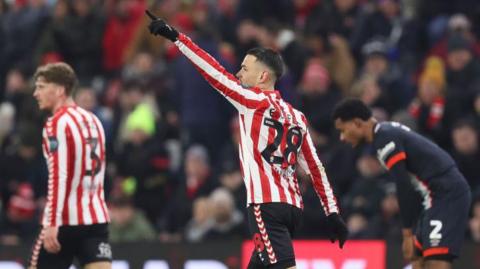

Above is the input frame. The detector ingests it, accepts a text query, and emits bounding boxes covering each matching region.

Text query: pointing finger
[145,10,157,20]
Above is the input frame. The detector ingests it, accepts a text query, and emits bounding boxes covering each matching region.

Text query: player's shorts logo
[253,233,265,252]
[96,242,112,259]
[48,136,58,152]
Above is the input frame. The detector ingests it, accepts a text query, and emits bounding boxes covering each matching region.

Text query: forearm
[390,163,418,228]
[300,134,338,214]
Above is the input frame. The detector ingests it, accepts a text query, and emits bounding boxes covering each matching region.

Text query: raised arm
[146,10,264,112]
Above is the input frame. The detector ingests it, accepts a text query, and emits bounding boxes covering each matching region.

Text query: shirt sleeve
[389,160,421,228]
[374,131,406,170]
[43,116,70,227]
[174,33,266,112]
[297,126,339,215]
[374,129,418,228]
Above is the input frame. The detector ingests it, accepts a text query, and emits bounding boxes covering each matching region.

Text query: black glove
[145,10,179,42]
[326,213,348,249]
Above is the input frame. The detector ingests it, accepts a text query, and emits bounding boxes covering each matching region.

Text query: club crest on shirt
[48,136,58,152]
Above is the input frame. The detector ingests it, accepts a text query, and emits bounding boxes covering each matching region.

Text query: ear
[259,70,269,84]
[353,118,364,127]
[55,85,66,97]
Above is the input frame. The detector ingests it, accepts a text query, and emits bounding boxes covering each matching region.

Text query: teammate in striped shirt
[146,11,348,269]
[333,99,471,269]
[29,63,112,269]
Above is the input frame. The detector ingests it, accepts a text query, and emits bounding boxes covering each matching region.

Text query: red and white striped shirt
[41,105,110,227]
[175,34,338,214]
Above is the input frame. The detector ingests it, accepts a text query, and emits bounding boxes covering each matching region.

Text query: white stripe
[410,175,432,209]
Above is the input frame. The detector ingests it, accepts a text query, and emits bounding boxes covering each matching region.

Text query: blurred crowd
[1,0,480,246]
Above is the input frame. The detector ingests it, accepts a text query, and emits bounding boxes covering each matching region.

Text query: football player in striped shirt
[29,63,112,269]
[333,98,471,269]
[146,11,348,269]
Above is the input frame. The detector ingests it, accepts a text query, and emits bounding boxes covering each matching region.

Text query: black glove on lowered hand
[145,10,179,42]
[326,213,348,249]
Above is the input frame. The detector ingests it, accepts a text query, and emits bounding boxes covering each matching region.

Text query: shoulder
[372,123,401,149]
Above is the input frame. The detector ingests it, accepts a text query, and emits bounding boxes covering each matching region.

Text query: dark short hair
[246,47,285,80]
[332,98,372,121]
[34,62,77,96]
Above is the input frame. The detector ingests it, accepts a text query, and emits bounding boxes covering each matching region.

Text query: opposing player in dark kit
[29,63,111,269]
[146,10,348,269]
[333,98,471,269]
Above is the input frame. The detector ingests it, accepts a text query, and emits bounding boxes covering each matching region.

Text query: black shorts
[247,203,302,269]
[29,223,112,269]
[414,168,471,261]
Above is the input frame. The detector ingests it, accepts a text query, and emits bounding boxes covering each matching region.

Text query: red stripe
[91,116,109,222]
[251,106,271,202]
[386,152,407,169]
[414,236,423,251]
[178,34,262,109]
[61,126,76,224]
[77,109,98,224]
[66,111,86,225]
[301,135,330,214]
[423,247,449,257]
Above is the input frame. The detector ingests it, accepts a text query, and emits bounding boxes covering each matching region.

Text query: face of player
[33,76,65,112]
[236,54,267,88]
[335,118,366,147]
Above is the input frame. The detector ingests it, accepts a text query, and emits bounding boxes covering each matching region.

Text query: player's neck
[52,97,75,114]
[257,81,275,91]
[365,118,378,143]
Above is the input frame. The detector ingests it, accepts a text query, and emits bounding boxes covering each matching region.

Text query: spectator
[184,197,212,242]
[202,188,246,241]
[305,0,360,39]
[172,34,234,159]
[343,150,388,217]
[298,59,342,149]
[408,57,446,140]
[159,145,217,242]
[469,196,480,242]
[109,196,157,242]
[443,33,480,132]
[115,103,171,225]
[360,38,411,110]
[450,120,480,192]
[36,0,105,83]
